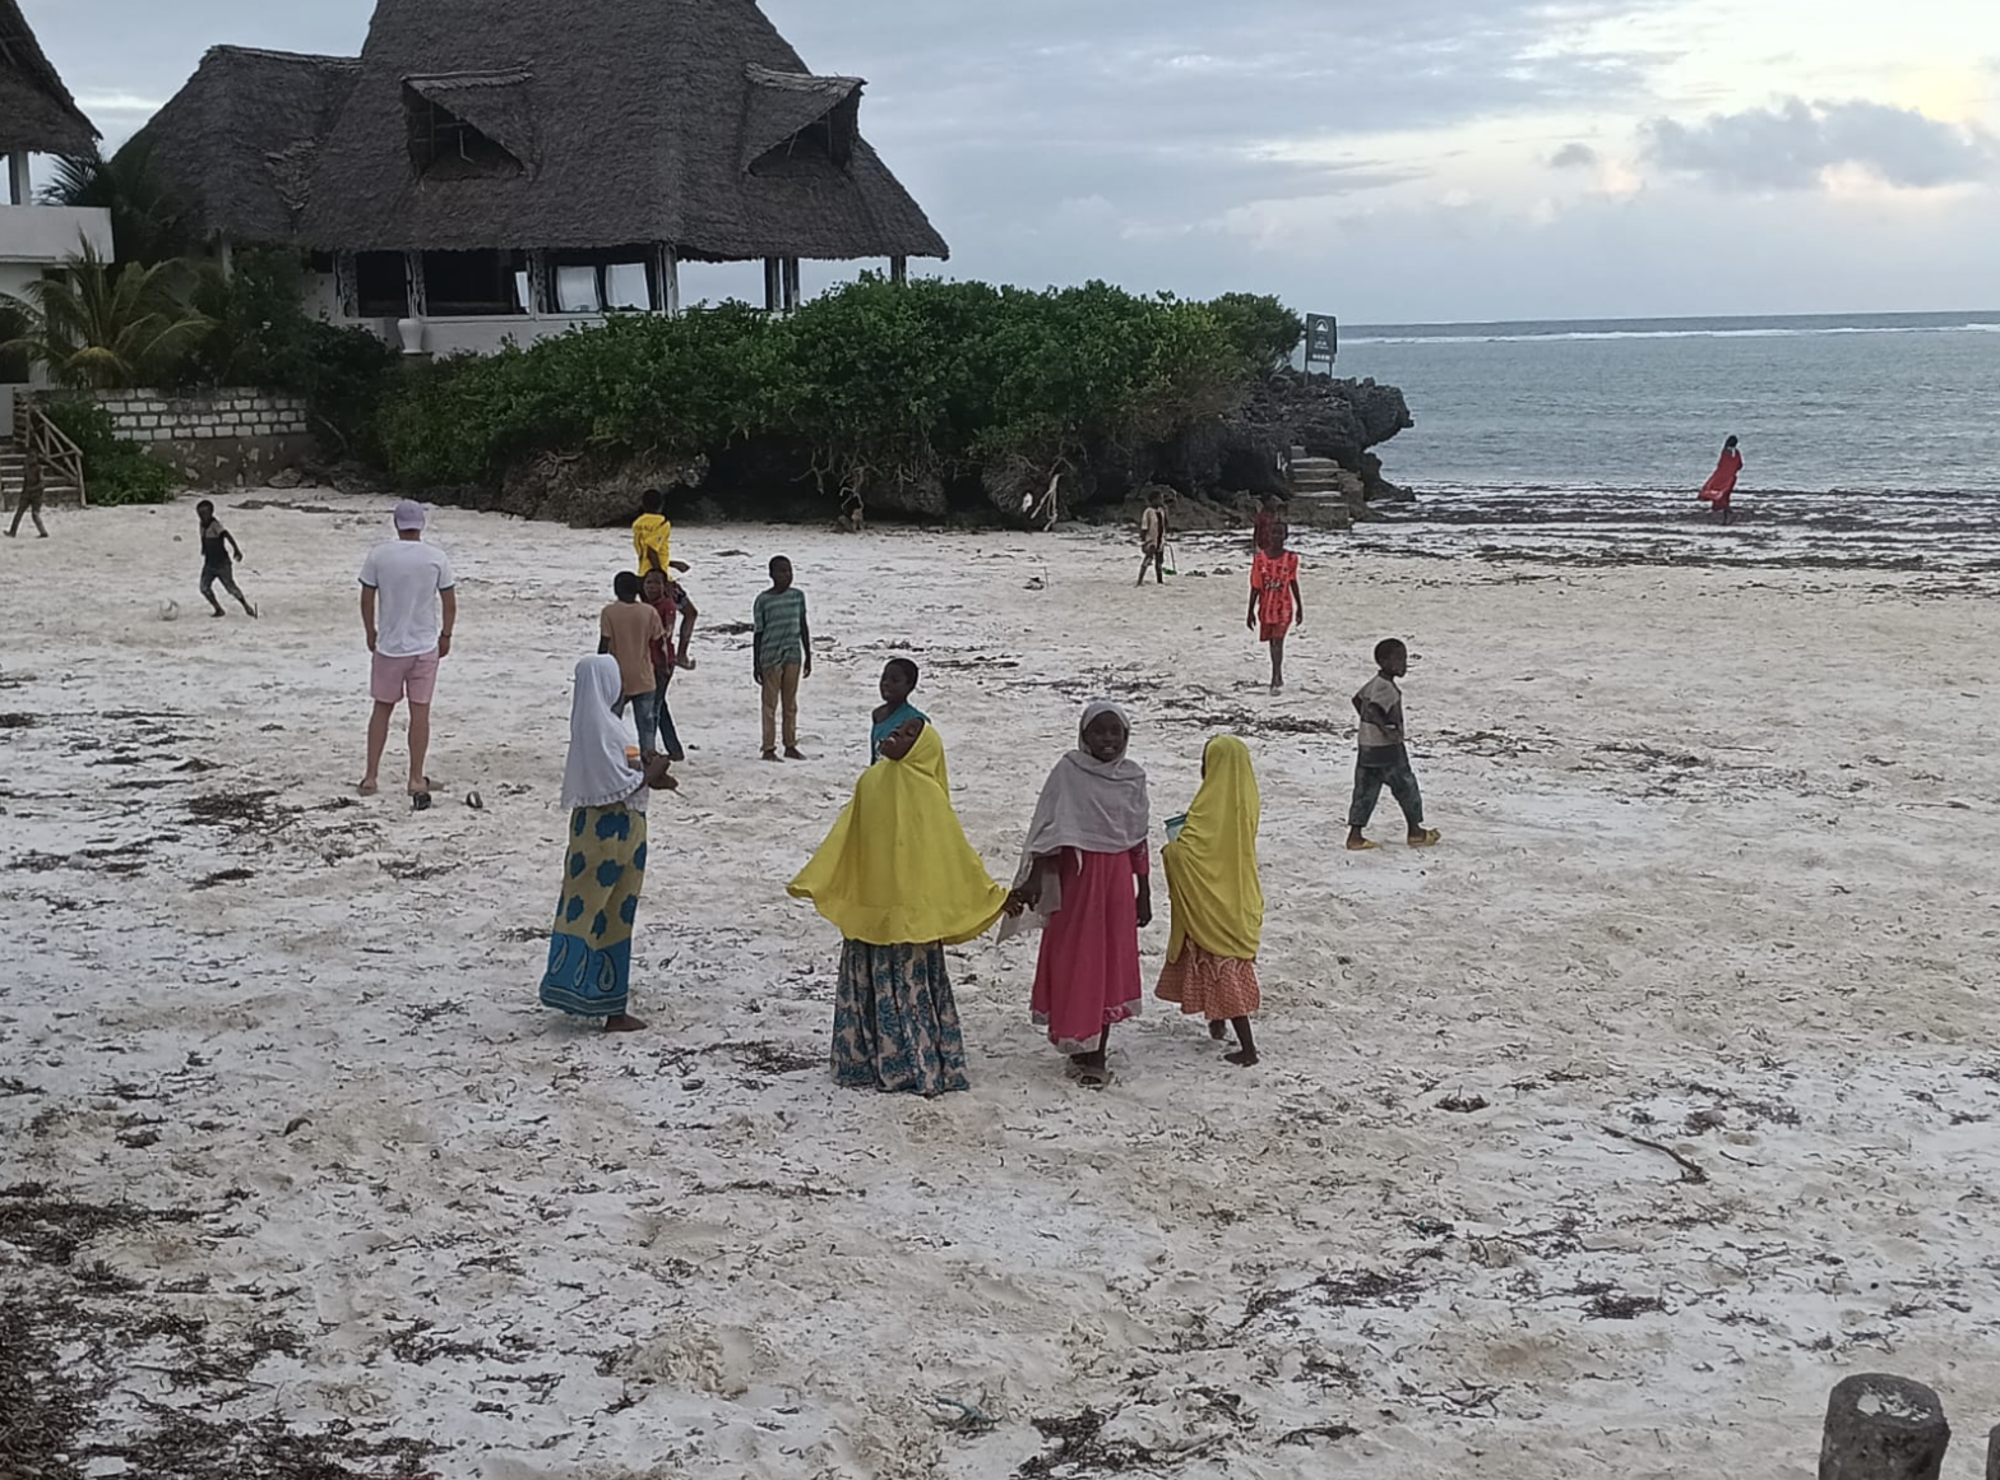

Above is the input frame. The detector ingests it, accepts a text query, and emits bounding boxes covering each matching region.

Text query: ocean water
[1328,311,2000,577]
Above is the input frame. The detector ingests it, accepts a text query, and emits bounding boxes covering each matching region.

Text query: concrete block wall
[88,388,310,445]
[28,387,318,489]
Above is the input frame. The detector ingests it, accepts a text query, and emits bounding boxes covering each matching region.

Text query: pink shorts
[371,649,440,705]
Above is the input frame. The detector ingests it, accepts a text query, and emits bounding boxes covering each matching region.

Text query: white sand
[3,491,1999,1479]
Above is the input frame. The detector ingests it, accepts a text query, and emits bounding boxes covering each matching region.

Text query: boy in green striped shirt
[753,555,812,760]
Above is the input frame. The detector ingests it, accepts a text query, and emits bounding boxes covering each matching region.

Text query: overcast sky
[24,0,2000,322]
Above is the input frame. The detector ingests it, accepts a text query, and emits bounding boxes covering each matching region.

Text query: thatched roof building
[298,0,946,264]
[0,0,98,160]
[135,0,946,331]
[125,47,360,250]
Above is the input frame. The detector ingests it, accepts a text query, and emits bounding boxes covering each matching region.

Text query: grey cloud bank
[1644,97,1997,191]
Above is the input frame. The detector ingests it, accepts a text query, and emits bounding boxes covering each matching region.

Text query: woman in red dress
[1698,435,1743,524]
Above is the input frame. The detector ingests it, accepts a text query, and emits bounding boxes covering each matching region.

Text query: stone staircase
[1286,446,1360,529]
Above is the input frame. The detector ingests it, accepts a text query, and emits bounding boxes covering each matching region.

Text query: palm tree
[39,144,194,267]
[0,238,213,389]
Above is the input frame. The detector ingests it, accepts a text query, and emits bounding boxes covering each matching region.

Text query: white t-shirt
[359,539,456,658]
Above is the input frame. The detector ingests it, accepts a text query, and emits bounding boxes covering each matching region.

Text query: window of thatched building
[423,249,527,317]
[549,250,654,315]
[355,251,410,318]
[404,90,525,181]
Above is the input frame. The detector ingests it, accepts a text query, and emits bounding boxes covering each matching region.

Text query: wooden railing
[16,402,87,508]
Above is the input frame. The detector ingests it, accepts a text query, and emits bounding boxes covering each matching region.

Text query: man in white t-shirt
[358,500,457,807]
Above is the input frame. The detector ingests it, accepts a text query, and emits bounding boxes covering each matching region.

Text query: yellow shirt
[632,514,673,575]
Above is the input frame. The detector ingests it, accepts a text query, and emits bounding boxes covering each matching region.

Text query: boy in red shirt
[642,568,698,761]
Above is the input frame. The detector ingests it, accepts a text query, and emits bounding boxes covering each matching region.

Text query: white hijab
[561,655,647,812]
[1001,701,1149,936]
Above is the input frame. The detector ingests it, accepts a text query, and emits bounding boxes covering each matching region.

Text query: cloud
[1643,97,1997,192]
[1549,142,1600,169]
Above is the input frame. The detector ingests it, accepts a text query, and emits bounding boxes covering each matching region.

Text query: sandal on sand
[1077,1066,1113,1089]
[411,792,433,812]
[1346,839,1380,852]
[1408,829,1442,848]
[465,791,485,811]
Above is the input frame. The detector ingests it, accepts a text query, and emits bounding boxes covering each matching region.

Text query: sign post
[1304,313,1338,375]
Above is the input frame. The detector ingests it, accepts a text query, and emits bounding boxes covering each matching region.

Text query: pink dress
[1031,844,1149,1053]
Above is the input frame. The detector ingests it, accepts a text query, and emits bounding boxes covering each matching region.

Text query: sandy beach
[4,491,1999,1479]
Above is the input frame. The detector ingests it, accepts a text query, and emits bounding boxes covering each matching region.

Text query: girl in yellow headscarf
[1156,735,1265,1066]
[789,717,1008,1096]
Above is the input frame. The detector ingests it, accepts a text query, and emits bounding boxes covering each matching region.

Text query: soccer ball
[158,600,181,622]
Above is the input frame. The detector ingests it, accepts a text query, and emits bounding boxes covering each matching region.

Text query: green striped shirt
[754,588,807,670]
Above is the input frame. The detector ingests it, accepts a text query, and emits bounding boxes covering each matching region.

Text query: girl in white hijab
[1004,701,1152,1086]
[540,655,676,1033]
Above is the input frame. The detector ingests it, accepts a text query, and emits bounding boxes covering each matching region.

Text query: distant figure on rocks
[1698,435,1743,524]
[1157,735,1265,1068]
[195,500,257,619]
[5,448,46,539]
[358,500,455,808]
[753,555,811,761]
[1347,638,1442,852]
[1003,702,1153,1089]
[1136,489,1169,586]
[540,654,676,1034]
[1247,523,1303,694]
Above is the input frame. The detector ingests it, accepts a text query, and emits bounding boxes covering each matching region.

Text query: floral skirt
[540,804,648,1019]
[833,940,969,1097]
[1156,942,1260,1021]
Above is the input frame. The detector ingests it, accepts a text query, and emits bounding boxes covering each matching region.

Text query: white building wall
[0,204,114,265]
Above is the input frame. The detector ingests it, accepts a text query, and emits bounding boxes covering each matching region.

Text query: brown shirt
[601,601,666,699]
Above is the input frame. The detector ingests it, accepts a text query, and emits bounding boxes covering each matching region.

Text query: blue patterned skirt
[540,804,649,1019]
[833,941,969,1097]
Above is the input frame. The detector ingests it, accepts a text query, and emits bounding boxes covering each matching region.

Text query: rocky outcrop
[434,369,1414,532]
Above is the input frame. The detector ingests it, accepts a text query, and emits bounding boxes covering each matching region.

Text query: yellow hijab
[788,725,1008,947]
[1162,735,1264,963]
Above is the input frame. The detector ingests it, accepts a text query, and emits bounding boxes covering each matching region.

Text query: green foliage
[375,278,1279,501]
[40,145,196,266]
[1206,293,1305,372]
[173,249,401,458]
[0,239,212,389]
[41,397,180,506]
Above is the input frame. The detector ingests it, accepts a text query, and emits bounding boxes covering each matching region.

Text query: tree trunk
[1819,1375,1949,1480]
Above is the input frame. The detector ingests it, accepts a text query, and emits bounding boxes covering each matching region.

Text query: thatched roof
[299,0,947,262]
[123,46,360,246]
[0,0,98,157]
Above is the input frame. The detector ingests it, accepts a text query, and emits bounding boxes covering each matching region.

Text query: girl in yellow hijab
[1156,735,1265,1066]
[789,717,1008,1096]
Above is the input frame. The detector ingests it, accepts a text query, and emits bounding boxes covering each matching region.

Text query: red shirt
[1252,550,1299,626]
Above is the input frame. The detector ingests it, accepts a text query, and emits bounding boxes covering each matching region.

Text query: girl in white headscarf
[1004,701,1152,1086]
[540,655,676,1033]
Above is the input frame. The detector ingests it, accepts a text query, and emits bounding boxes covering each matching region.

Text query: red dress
[1030,845,1149,1054]
[1252,550,1299,641]
[1699,450,1742,508]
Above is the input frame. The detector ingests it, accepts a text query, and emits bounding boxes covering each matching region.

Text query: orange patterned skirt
[1156,942,1260,1021]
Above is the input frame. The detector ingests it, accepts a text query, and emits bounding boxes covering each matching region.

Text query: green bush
[172,248,400,458]
[42,397,180,506]
[1206,293,1305,372]
[374,278,1278,500]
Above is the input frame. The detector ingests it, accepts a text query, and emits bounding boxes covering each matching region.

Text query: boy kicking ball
[1347,638,1441,852]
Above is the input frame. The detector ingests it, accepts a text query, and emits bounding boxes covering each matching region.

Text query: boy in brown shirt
[599,571,667,756]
